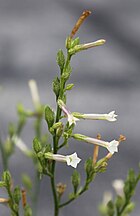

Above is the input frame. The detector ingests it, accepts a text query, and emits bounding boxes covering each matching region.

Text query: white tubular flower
[45,152,81,168]
[73,134,119,154]
[12,135,31,157]
[58,99,79,126]
[73,111,117,122]
[112,179,124,196]
[69,39,106,55]
[79,39,106,49]
[102,191,113,205]
[85,137,119,154]
[28,79,40,109]
[0,198,9,207]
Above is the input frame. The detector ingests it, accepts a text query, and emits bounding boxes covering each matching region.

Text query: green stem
[50,52,72,216]
[59,172,96,209]
[7,186,19,216]
[51,161,59,216]
[59,183,88,208]
[0,138,8,170]
[32,172,41,216]
[117,175,140,216]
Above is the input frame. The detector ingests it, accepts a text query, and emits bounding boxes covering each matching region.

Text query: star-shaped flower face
[107,140,119,154]
[105,111,117,122]
[66,152,81,168]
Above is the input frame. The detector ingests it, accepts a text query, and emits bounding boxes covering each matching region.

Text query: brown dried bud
[70,10,91,38]
[118,134,126,143]
[56,182,66,196]
[21,189,27,208]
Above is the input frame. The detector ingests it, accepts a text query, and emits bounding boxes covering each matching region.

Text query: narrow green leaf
[33,138,42,153]
[70,37,80,48]
[13,187,21,205]
[56,49,65,71]
[62,63,72,81]
[71,170,80,194]
[65,83,74,91]
[52,77,60,98]
[45,106,55,129]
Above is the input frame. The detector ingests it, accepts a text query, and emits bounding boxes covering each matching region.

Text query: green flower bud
[56,49,65,71]
[45,106,55,130]
[65,36,71,49]
[70,37,80,48]
[107,200,115,216]
[115,195,124,210]
[13,187,21,205]
[71,170,80,194]
[8,123,15,137]
[0,181,6,187]
[85,158,95,182]
[24,205,32,216]
[17,103,25,114]
[33,138,42,153]
[61,63,72,82]
[65,83,74,91]
[123,202,135,214]
[2,171,11,185]
[52,77,60,98]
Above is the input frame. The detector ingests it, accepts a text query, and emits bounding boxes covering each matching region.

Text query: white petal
[68,115,79,126]
[107,140,119,154]
[106,111,117,122]
[112,179,124,196]
[66,152,81,168]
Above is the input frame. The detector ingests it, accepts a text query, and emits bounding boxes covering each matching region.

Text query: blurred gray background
[0,0,140,215]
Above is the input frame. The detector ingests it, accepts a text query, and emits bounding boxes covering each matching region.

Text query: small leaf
[13,187,21,205]
[70,37,80,48]
[62,63,72,82]
[33,138,42,153]
[52,77,60,98]
[56,49,65,71]
[128,169,135,183]
[24,204,32,216]
[0,181,6,187]
[115,195,124,210]
[8,123,16,137]
[123,202,135,214]
[2,171,11,185]
[85,158,95,183]
[45,106,55,130]
[107,201,115,216]
[65,83,74,91]
[71,170,80,194]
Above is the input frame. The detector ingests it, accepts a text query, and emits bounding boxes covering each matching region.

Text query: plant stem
[0,138,8,170]
[50,52,72,216]
[59,184,87,208]
[59,173,96,209]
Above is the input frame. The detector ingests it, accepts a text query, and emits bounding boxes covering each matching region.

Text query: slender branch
[59,182,88,208]
[0,138,8,170]
[50,52,72,216]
